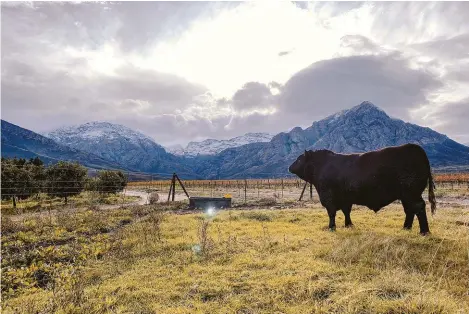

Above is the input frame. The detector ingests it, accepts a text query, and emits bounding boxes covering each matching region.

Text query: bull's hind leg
[414,196,430,235]
[402,200,415,230]
[342,204,353,228]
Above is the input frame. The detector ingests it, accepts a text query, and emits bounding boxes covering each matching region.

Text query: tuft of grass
[240,211,274,221]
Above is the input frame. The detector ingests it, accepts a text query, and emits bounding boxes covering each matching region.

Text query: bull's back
[358,144,429,175]
[351,144,430,207]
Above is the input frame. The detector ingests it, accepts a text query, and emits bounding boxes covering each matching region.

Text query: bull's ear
[304,150,311,161]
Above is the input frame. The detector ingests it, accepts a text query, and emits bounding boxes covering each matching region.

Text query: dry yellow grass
[3,202,469,314]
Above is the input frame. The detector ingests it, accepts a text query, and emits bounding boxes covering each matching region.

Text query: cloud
[231,82,277,111]
[278,51,292,57]
[1,2,224,53]
[427,98,469,144]
[278,54,442,122]
[411,34,469,60]
[1,1,469,146]
[339,35,382,55]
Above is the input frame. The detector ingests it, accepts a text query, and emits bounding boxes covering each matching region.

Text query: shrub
[94,170,127,194]
[148,192,159,204]
[45,161,87,204]
[1,157,45,207]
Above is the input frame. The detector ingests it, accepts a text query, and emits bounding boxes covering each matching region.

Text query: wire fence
[2,177,469,198]
[126,175,469,207]
[2,175,469,214]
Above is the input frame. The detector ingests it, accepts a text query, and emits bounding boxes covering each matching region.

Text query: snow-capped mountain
[46,121,165,157]
[165,144,185,156]
[192,101,469,178]
[46,122,197,177]
[167,133,274,156]
[1,120,125,170]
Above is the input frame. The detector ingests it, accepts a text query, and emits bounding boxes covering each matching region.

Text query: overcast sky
[2,1,469,146]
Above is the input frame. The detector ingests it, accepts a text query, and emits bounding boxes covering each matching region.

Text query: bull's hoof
[420,231,431,236]
[345,224,354,228]
[403,226,412,231]
[329,227,336,232]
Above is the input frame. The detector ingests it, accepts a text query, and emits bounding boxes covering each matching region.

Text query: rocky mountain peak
[345,101,389,119]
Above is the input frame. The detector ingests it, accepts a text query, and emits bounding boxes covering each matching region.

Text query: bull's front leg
[326,207,337,231]
[319,191,337,232]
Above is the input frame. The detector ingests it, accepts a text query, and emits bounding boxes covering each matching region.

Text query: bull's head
[288,150,313,182]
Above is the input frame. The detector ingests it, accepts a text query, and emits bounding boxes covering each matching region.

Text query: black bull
[288,143,436,235]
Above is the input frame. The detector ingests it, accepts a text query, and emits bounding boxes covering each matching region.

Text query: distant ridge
[3,102,469,178]
[166,132,274,156]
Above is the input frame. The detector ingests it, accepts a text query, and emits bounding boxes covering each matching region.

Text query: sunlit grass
[3,202,468,313]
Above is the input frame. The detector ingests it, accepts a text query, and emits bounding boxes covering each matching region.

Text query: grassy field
[2,199,468,313]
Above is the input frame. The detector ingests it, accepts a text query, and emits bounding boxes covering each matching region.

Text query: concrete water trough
[188,196,232,210]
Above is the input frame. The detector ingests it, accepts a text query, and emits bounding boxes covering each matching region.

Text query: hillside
[1,120,127,170]
[46,122,198,178]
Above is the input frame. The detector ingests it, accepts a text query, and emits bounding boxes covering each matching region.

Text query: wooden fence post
[244,179,247,204]
[171,173,176,202]
[167,175,174,202]
[281,179,284,198]
[175,174,190,199]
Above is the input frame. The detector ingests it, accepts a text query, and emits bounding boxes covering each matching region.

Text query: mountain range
[45,122,197,178]
[165,133,273,156]
[2,102,468,178]
[190,102,469,178]
[1,120,126,170]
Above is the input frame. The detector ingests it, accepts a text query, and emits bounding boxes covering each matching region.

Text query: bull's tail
[428,171,436,215]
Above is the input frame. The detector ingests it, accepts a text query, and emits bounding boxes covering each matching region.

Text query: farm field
[2,192,469,313]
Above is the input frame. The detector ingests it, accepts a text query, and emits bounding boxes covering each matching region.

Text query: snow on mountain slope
[167,133,274,156]
[1,120,126,170]
[165,144,185,156]
[46,122,197,177]
[46,122,160,149]
[193,101,469,178]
